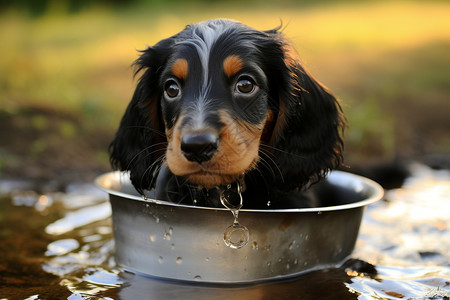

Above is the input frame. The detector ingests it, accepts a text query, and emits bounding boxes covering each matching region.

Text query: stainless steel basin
[95,170,383,283]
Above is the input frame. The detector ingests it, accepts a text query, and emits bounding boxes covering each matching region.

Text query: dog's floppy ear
[265,40,345,192]
[109,37,174,194]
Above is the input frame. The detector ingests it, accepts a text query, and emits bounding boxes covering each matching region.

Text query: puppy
[110,19,345,209]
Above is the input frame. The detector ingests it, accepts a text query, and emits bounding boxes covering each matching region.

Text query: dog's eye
[235,77,256,94]
[164,80,181,99]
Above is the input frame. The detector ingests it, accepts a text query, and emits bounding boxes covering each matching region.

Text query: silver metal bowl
[95,171,383,283]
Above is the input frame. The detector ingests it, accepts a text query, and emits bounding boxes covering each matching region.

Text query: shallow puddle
[0,163,449,299]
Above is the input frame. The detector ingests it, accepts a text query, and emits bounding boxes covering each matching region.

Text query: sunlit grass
[1,1,449,160]
[1,2,449,109]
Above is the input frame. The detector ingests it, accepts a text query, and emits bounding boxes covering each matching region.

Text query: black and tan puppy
[110,19,345,208]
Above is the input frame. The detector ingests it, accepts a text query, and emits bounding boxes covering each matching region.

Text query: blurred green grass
[1,1,449,178]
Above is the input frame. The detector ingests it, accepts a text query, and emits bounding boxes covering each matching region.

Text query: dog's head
[110,19,345,195]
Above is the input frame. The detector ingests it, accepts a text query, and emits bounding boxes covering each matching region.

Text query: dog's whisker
[259,150,284,182]
[257,155,277,179]
[125,143,168,171]
[260,143,307,160]
[151,159,170,197]
[149,157,166,191]
[123,125,167,138]
[140,155,165,191]
[250,164,266,181]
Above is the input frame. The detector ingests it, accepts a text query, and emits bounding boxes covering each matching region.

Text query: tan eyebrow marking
[223,55,243,78]
[171,58,188,79]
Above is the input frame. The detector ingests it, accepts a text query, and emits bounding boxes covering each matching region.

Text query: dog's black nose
[181,132,219,163]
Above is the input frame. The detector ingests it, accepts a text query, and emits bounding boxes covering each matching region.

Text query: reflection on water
[348,163,450,299]
[0,163,449,299]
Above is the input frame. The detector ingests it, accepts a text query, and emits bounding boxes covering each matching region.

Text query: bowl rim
[95,170,383,213]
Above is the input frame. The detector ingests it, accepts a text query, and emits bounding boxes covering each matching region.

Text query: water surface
[0,163,449,299]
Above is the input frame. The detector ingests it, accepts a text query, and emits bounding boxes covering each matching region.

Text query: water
[0,163,449,299]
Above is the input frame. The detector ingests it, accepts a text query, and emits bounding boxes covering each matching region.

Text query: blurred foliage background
[0,0,449,184]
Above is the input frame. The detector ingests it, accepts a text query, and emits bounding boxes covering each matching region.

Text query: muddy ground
[0,107,112,190]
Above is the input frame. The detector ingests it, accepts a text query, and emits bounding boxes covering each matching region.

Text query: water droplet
[278,258,282,263]
[252,241,259,250]
[294,258,298,265]
[305,234,309,241]
[143,195,148,200]
[158,256,163,263]
[163,227,173,240]
[288,240,296,250]
[267,201,271,207]
[194,275,202,281]
[286,263,290,270]
[267,262,271,267]
[149,235,155,242]
[170,243,175,250]
[176,257,182,264]
[205,257,210,262]
[155,217,160,223]
[223,223,249,249]
[317,211,322,215]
